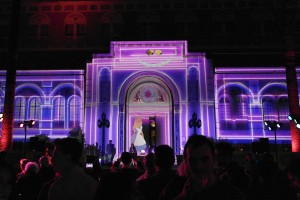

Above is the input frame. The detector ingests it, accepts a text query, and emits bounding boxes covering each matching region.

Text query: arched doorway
[120,74,177,154]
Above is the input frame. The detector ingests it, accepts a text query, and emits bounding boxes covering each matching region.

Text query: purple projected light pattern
[215,67,295,142]
[5,70,85,140]
[3,41,297,152]
[85,40,214,154]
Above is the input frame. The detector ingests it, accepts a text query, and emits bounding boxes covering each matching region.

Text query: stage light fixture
[19,122,24,128]
[276,123,282,128]
[287,114,300,129]
[264,121,270,126]
[264,120,282,131]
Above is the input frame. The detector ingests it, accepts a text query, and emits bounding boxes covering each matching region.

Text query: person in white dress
[132,117,147,151]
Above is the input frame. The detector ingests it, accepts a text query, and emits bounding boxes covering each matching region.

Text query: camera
[85,163,93,168]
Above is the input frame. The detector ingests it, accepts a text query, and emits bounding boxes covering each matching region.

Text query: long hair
[132,117,142,132]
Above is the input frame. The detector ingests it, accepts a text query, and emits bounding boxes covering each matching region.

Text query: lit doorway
[125,81,172,154]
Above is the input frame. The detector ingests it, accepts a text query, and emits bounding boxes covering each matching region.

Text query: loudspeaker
[251,141,262,153]
[259,138,269,153]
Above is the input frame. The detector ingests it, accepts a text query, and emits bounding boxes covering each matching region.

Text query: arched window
[278,96,289,122]
[233,94,249,119]
[28,14,50,38]
[65,13,87,38]
[262,96,276,121]
[29,97,41,120]
[218,87,250,130]
[218,96,231,129]
[100,12,123,39]
[69,96,80,128]
[14,97,26,121]
[53,97,65,128]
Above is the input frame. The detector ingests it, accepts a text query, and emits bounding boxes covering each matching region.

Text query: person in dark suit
[106,140,115,163]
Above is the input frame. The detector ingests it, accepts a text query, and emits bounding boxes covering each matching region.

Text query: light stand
[19,120,35,157]
[264,120,282,162]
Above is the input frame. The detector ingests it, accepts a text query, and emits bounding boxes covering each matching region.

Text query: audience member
[161,134,243,200]
[119,152,140,179]
[286,157,300,192]
[215,141,249,193]
[94,172,145,200]
[16,158,29,181]
[137,152,155,182]
[38,172,59,200]
[243,152,256,177]
[0,160,16,200]
[246,154,292,200]
[48,138,98,200]
[176,160,189,177]
[38,155,55,184]
[16,161,43,200]
[137,145,177,200]
[135,156,145,175]
[110,159,121,172]
[280,157,300,200]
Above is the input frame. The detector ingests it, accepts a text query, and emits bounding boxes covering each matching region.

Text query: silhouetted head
[121,152,132,166]
[51,138,83,173]
[154,145,175,170]
[183,135,215,160]
[39,155,50,168]
[183,135,215,181]
[25,162,40,174]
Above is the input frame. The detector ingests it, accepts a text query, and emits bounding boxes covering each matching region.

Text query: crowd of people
[0,135,300,200]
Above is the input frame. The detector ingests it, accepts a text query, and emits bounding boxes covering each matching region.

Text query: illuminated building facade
[85,41,214,154]
[0,1,300,153]
[1,41,298,155]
